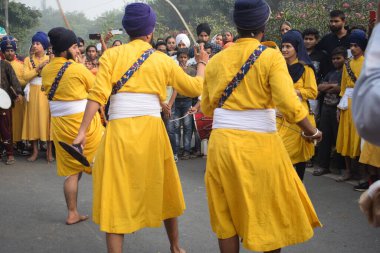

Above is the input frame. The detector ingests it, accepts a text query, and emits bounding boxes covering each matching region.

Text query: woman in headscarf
[278,29,318,181]
[211,34,224,47]
[336,29,367,182]
[22,31,53,162]
[202,0,321,252]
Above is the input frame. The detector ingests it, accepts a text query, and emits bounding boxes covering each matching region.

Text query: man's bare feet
[66,214,89,225]
[170,246,186,253]
[27,152,38,162]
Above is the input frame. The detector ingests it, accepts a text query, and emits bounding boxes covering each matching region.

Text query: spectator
[316,10,350,72]
[155,41,167,53]
[165,35,176,56]
[85,45,99,75]
[111,40,122,47]
[313,46,346,176]
[77,37,86,63]
[303,28,329,83]
[280,21,292,35]
[172,48,196,160]
[211,34,224,47]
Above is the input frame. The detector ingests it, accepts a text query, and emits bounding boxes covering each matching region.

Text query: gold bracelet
[197,61,207,66]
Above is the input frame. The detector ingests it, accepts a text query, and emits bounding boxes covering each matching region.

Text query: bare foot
[27,152,38,162]
[66,215,89,225]
[46,149,55,163]
[170,247,186,253]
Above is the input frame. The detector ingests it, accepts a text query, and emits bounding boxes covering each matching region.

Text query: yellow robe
[41,57,104,176]
[22,54,51,141]
[277,60,318,164]
[336,56,364,158]
[87,39,203,234]
[8,58,27,142]
[360,141,380,168]
[201,38,321,252]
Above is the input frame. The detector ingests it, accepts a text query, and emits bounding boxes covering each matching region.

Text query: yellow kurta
[336,56,364,158]
[201,38,321,252]
[8,58,27,142]
[41,57,104,176]
[277,61,318,164]
[22,54,51,141]
[359,141,380,168]
[88,40,203,234]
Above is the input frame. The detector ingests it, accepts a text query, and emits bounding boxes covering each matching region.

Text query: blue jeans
[171,99,193,154]
[165,107,176,155]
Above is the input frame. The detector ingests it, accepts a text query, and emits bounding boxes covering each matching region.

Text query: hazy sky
[14,0,132,19]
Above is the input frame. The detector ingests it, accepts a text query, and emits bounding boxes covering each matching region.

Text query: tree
[0,2,41,51]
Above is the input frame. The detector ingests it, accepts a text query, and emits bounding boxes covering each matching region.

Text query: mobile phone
[89,33,101,40]
[369,10,377,22]
[111,29,123,35]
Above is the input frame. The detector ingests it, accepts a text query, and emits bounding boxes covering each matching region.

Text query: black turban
[196,23,211,36]
[48,27,78,53]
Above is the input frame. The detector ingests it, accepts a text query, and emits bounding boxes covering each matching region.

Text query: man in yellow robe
[73,3,208,253]
[201,0,322,252]
[41,27,104,225]
[1,36,27,153]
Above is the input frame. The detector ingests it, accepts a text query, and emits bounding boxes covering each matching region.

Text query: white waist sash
[212,108,277,133]
[337,87,354,110]
[24,77,43,102]
[30,77,42,85]
[108,93,161,121]
[49,99,87,117]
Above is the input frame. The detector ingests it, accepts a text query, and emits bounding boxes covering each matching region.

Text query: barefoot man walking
[42,27,104,225]
[73,3,208,253]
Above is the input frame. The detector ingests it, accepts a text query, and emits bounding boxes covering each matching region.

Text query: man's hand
[336,109,340,123]
[161,102,171,119]
[188,106,198,115]
[73,131,86,149]
[15,94,23,103]
[318,83,332,92]
[359,182,380,227]
[37,60,49,74]
[104,31,113,44]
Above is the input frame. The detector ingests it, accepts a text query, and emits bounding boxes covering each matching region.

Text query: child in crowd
[313,46,346,176]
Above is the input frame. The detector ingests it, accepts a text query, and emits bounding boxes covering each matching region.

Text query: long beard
[66,50,75,60]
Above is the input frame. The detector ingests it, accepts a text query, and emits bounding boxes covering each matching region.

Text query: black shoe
[312,167,330,176]
[353,182,370,192]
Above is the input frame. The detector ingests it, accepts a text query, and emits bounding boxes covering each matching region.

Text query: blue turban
[349,29,368,52]
[282,30,313,67]
[0,36,17,53]
[122,3,156,38]
[233,0,271,31]
[32,31,49,50]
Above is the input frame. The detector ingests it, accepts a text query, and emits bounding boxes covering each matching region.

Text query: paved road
[0,154,379,253]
